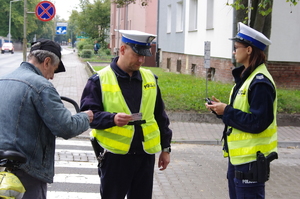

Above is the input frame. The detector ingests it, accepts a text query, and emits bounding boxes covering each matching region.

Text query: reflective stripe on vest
[91,66,161,154]
[226,64,278,165]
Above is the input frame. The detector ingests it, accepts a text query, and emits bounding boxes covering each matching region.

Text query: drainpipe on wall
[231,0,237,67]
[156,0,160,67]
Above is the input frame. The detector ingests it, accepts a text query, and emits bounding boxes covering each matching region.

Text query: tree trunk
[235,0,273,60]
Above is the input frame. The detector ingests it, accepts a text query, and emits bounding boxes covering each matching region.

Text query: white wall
[184,1,233,59]
[269,1,300,62]
[183,0,300,62]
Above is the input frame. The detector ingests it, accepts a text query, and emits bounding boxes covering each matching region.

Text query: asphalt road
[0,51,23,76]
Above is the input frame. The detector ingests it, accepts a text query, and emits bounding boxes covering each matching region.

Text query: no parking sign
[35,1,56,22]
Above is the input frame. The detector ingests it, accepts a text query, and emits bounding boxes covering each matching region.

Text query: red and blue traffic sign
[35,1,56,22]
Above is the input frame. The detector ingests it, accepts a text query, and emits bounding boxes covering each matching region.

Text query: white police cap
[119,30,156,56]
[230,22,271,51]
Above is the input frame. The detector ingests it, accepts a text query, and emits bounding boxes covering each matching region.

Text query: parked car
[1,43,14,54]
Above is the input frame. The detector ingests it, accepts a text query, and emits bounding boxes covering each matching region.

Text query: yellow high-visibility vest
[91,66,161,154]
[225,64,278,165]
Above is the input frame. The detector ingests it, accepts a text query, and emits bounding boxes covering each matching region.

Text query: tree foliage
[227,0,299,18]
[0,0,57,42]
[112,0,150,7]
[227,0,298,59]
[0,0,110,45]
[69,0,110,47]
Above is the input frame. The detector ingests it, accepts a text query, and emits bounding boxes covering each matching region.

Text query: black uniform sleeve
[80,75,116,129]
[154,86,173,149]
[222,74,276,134]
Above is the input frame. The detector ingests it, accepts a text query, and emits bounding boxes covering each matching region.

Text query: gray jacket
[0,62,90,183]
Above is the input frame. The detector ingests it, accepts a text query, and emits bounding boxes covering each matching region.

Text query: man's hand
[84,110,94,123]
[114,113,133,127]
[158,152,170,171]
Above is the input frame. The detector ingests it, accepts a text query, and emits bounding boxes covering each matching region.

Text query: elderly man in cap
[81,30,172,199]
[206,22,278,198]
[0,39,94,199]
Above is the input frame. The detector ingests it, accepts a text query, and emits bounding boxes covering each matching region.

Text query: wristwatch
[162,147,171,153]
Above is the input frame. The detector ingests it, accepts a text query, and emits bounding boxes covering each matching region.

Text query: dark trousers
[227,160,265,199]
[98,152,155,199]
[12,169,47,199]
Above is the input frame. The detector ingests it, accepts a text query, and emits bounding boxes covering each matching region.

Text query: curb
[75,135,300,149]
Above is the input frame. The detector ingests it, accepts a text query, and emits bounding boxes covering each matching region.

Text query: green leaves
[0,0,55,42]
[228,0,273,16]
[113,0,136,7]
[69,0,110,46]
[286,0,299,6]
[112,0,150,7]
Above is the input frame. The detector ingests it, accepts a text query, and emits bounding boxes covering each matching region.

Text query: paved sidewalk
[52,46,300,148]
[50,46,300,199]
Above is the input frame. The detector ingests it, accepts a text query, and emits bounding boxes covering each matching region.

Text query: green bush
[83,45,94,50]
[81,49,93,58]
[102,48,111,56]
[76,39,93,51]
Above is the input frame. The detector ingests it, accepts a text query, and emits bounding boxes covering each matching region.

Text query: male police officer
[81,30,172,199]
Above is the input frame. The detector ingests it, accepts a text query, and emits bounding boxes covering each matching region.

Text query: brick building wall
[267,62,300,88]
[161,51,300,89]
[160,51,234,83]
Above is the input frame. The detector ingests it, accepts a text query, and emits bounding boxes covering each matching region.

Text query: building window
[191,64,196,75]
[207,67,215,81]
[189,0,198,31]
[167,5,172,33]
[177,60,182,73]
[167,58,171,70]
[206,0,214,29]
[176,1,184,32]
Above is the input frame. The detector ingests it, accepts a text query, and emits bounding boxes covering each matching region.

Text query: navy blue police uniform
[218,22,277,199]
[222,65,276,198]
[80,30,172,199]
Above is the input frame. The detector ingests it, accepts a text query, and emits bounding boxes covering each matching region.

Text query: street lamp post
[8,0,21,43]
[23,0,27,61]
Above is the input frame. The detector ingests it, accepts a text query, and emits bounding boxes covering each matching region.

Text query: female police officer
[206,22,278,198]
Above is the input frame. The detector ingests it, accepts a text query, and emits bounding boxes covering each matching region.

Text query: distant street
[0,51,23,76]
[0,47,73,77]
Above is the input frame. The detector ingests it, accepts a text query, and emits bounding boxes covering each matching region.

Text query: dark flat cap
[30,39,65,73]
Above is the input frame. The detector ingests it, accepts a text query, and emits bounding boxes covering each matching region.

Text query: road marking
[56,139,92,147]
[53,174,99,184]
[55,161,98,168]
[47,191,99,199]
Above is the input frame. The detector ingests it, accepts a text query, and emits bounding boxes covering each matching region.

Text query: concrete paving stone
[50,47,300,199]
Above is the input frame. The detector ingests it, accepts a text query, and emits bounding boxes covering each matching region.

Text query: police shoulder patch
[91,74,99,82]
[255,74,264,80]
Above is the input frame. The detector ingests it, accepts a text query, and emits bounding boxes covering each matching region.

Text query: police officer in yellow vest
[205,22,278,199]
[80,30,172,199]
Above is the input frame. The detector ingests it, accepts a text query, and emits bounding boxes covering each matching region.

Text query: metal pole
[9,0,21,43]
[53,19,55,41]
[206,68,208,98]
[9,1,12,43]
[23,0,27,61]
[248,0,251,26]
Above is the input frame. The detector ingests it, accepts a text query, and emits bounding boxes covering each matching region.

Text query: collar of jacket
[20,61,44,77]
[110,57,142,81]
